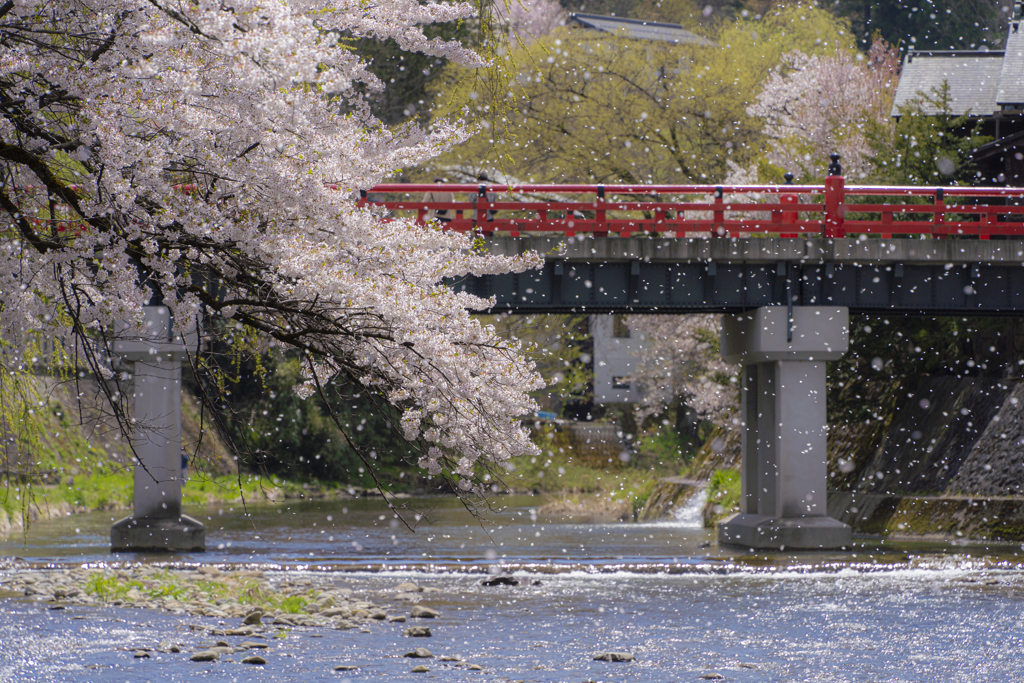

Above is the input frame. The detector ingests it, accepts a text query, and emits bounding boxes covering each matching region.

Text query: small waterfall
[670,487,707,528]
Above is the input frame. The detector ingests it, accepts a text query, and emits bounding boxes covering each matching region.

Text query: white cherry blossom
[0,0,543,492]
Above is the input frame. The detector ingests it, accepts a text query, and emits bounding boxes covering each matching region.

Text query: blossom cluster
[748,40,900,181]
[0,0,543,488]
[626,314,738,426]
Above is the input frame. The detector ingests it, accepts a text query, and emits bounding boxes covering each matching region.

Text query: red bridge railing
[360,177,1024,239]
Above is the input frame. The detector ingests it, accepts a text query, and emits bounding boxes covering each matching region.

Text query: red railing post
[933,188,945,238]
[823,153,845,238]
[712,186,726,237]
[475,183,489,235]
[779,172,798,238]
[983,202,996,239]
[594,185,607,237]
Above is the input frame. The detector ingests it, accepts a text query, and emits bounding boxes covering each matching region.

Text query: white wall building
[590,314,647,404]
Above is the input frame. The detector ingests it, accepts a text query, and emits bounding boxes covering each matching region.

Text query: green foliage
[704,467,740,526]
[190,337,420,487]
[633,402,708,467]
[828,315,1022,423]
[84,573,123,601]
[279,595,308,614]
[432,4,851,184]
[481,313,592,417]
[831,0,1004,51]
[82,569,311,613]
[347,21,473,125]
[866,82,991,186]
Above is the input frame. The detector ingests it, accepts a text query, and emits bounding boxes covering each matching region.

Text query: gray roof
[998,24,1024,105]
[568,13,712,45]
[892,51,1004,117]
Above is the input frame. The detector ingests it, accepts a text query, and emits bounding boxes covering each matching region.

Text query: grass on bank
[0,469,345,525]
[704,468,741,526]
[508,421,698,518]
[83,569,314,613]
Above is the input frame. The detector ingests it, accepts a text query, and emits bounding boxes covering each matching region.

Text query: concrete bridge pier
[718,306,852,550]
[110,305,205,552]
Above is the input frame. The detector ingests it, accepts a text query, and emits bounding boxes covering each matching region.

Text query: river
[2,495,1023,682]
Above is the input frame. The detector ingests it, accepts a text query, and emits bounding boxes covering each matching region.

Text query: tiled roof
[568,13,713,45]
[997,24,1024,105]
[892,51,1004,117]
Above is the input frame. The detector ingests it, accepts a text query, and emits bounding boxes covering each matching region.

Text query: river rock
[467,664,484,671]
[222,627,254,636]
[368,609,388,620]
[481,576,519,587]
[410,605,440,619]
[395,582,421,593]
[700,673,725,680]
[239,641,269,650]
[593,652,635,662]
[411,665,430,673]
[190,651,219,662]
[388,615,406,623]
[133,650,151,659]
[403,626,432,637]
[333,665,359,671]
[319,607,347,617]
[241,655,266,665]
[404,648,433,658]
[243,611,263,625]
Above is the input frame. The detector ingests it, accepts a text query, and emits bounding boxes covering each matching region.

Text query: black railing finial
[784,172,794,185]
[827,153,842,177]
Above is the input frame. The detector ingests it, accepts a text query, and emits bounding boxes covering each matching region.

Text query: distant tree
[866,83,991,185]
[432,4,851,184]
[632,0,786,31]
[349,22,473,126]
[831,0,1006,50]
[481,312,593,417]
[748,39,901,181]
[625,315,738,429]
[498,0,568,45]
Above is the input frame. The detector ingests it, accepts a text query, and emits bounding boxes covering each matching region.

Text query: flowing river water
[2,495,1024,682]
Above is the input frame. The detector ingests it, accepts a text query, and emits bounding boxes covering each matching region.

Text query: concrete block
[721,306,848,364]
[111,515,206,552]
[718,513,852,550]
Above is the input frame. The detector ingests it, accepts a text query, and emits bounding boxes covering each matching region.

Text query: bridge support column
[111,305,205,552]
[718,306,852,550]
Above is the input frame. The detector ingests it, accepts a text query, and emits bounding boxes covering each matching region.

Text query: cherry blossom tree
[0,0,544,494]
[496,0,566,45]
[747,40,900,181]
[625,314,737,428]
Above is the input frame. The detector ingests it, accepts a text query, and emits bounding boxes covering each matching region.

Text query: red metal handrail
[360,180,1024,239]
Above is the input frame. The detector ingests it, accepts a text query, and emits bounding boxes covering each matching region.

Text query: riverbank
[0,472,405,539]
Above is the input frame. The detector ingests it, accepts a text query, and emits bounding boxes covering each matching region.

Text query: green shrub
[704,468,741,527]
